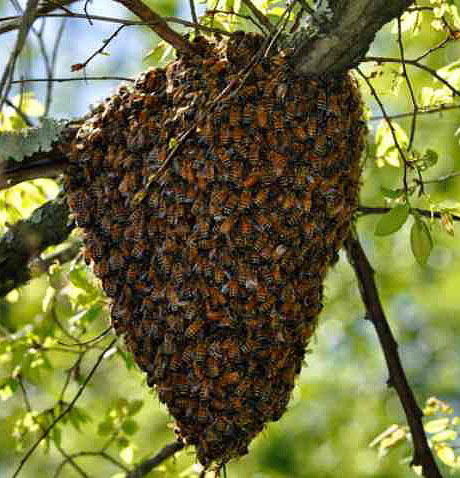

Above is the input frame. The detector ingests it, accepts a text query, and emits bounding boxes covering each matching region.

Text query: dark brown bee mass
[65,33,364,466]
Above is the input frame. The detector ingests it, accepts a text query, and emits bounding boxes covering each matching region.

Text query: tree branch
[124,441,185,478]
[0,193,72,297]
[344,230,443,478]
[293,0,414,74]
[112,0,195,55]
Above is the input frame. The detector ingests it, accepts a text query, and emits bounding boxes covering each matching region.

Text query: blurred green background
[1,1,460,477]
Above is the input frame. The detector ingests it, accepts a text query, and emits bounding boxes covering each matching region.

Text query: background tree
[1,1,460,477]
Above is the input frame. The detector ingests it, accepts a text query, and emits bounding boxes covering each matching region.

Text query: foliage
[2,0,460,478]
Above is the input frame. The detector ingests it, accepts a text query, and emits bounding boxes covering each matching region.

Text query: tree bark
[293,0,414,74]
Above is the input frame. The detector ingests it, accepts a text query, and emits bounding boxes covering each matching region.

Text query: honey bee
[243,103,255,124]
[229,105,241,127]
[256,104,269,128]
[199,380,212,401]
[206,357,220,378]
[196,342,207,364]
[219,127,231,145]
[103,276,118,298]
[307,115,318,137]
[272,110,284,131]
[232,127,244,143]
[229,162,243,184]
[185,319,205,339]
[317,90,327,111]
[220,371,240,386]
[162,333,176,355]
[293,126,307,142]
[169,353,182,372]
[240,217,252,236]
[223,194,238,215]
[171,263,184,285]
[227,279,239,298]
[214,266,226,285]
[256,212,271,232]
[314,135,327,157]
[197,406,209,424]
[183,346,195,366]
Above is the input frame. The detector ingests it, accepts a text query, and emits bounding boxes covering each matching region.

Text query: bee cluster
[65,33,364,466]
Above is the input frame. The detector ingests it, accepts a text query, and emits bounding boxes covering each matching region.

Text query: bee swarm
[65,33,364,466]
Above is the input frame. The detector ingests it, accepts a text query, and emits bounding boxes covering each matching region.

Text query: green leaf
[121,419,139,436]
[69,264,97,295]
[98,420,114,436]
[12,92,45,117]
[375,120,408,167]
[375,204,410,236]
[52,427,62,447]
[127,400,143,416]
[380,186,405,199]
[411,219,433,266]
[425,418,450,434]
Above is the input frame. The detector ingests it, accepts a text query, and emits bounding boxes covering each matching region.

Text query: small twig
[241,0,273,33]
[357,66,410,195]
[0,0,40,112]
[344,230,443,478]
[188,0,198,34]
[54,450,129,478]
[370,102,460,121]
[357,205,460,222]
[45,18,67,115]
[10,76,135,84]
[3,97,33,127]
[125,441,185,478]
[71,25,125,72]
[397,17,418,151]
[365,56,460,98]
[11,339,117,478]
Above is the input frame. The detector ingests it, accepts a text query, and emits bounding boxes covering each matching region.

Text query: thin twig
[397,17,418,151]
[357,205,460,222]
[54,450,129,478]
[344,230,443,478]
[357,66,410,194]
[365,56,460,97]
[11,339,117,478]
[370,102,460,121]
[10,76,135,84]
[241,0,273,33]
[71,25,125,72]
[0,12,234,36]
[0,0,40,112]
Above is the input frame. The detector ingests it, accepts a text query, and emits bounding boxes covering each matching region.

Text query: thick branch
[112,0,195,55]
[293,0,414,74]
[125,441,185,478]
[344,230,443,478]
[0,193,72,297]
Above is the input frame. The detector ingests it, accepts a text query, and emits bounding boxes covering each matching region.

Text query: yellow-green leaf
[120,444,135,464]
[425,417,449,434]
[432,430,457,443]
[375,204,410,236]
[12,93,45,117]
[436,444,455,466]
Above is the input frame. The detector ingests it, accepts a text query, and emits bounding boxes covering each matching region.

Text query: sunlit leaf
[436,444,455,466]
[425,417,450,434]
[12,93,45,117]
[431,430,457,442]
